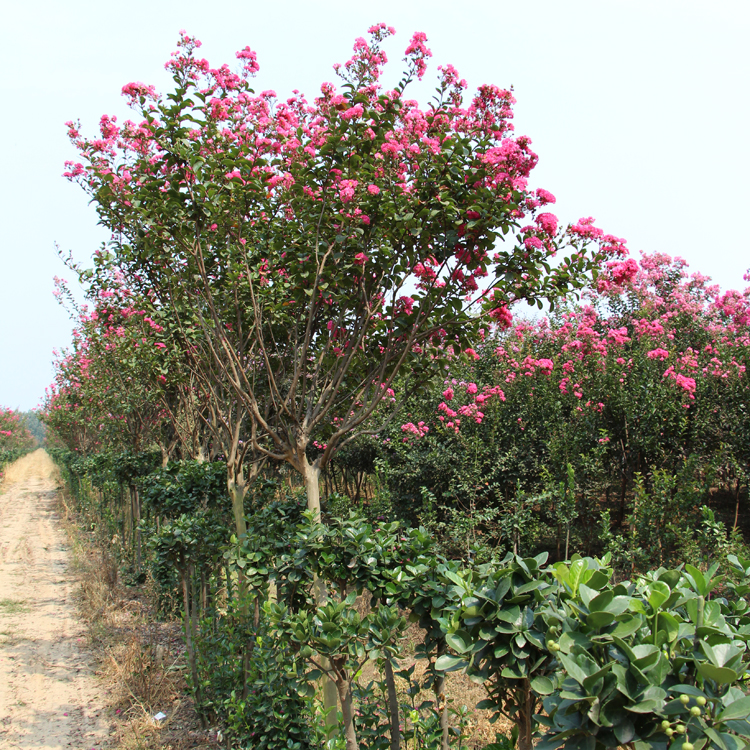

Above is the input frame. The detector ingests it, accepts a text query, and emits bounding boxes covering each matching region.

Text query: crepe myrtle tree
[65,25,627,524]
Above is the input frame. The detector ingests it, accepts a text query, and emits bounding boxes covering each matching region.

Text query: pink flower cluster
[401,421,429,441]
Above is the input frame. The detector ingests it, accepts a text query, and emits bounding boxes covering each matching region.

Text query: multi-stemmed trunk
[180,561,202,718]
[129,484,142,573]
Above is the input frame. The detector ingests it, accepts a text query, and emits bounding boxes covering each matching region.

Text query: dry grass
[354,593,514,748]
[57,488,221,750]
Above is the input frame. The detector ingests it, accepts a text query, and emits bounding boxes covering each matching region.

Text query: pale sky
[1,0,748,410]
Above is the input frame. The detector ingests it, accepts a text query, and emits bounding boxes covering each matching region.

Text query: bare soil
[0,449,110,749]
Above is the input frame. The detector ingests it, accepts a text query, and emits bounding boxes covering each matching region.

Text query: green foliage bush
[53,447,750,750]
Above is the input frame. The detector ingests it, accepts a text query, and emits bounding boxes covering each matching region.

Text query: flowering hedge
[376,252,750,566]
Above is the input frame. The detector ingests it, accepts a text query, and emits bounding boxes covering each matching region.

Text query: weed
[0,598,29,614]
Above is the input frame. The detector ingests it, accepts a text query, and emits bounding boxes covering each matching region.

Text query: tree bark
[434,641,450,750]
[517,679,534,750]
[335,672,359,750]
[383,658,401,750]
[434,672,450,750]
[228,473,247,538]
[733,478,742,532]
[181,566,200,707]
[303,456,339,732]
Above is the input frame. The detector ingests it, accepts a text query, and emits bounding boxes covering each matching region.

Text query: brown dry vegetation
[58,485,222,750]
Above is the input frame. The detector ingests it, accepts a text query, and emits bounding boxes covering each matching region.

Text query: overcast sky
[1,0,748,410]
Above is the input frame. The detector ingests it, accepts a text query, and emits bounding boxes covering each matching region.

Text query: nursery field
[8,20,749,750]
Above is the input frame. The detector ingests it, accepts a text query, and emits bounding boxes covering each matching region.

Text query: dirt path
[0,449,109,749]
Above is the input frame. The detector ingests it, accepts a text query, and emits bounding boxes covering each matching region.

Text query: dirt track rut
[0,449,108,749]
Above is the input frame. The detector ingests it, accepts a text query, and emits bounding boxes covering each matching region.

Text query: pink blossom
[536,213,558,236]
[524,236,543,250]
[536,188,556,204]
[236,45,260,74]
[340,103,364,120]
[607,257,639,285]
[401,421,429,439]
[489,305,513,329]
[121,82,156,100]
[338,179,358,203]
[569,216,604,240]
[438,402,457,418]
[396,296,414,316]
[536,358,554,373]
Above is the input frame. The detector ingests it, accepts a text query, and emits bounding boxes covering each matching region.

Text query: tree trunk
[303,456,339,732]
[181,566,200,708]
[225,565,233,604]
[335,673,359,750]
[434,642,450,750]
[618,470,628,527]
[133,485,142,573]
[383,658,401,750]
[733,479,742,531]
[517,679,534,750]
[189,568,207,728]
[228,474,247,538]
[304,457,322,521]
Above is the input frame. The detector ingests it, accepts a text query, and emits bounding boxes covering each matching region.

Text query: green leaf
[719,697,750,722]
[724,720,750,739]
[531,676,554,695]
[657,611,680,644]
[558,652,590,685]
[704,727,728,750]
[697,663,739,685]
[582,663,614,694]
[446,631,471,654]
[648,581,671,611]
[625,699,663,714]
[435,654,466,672]
[579,584,598,608]
[613,717,635,744]
[588,589,615,613]
[587,611,616,629]
[610,615,643,639]
[685,564,708,597]
[631,643,660,672]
